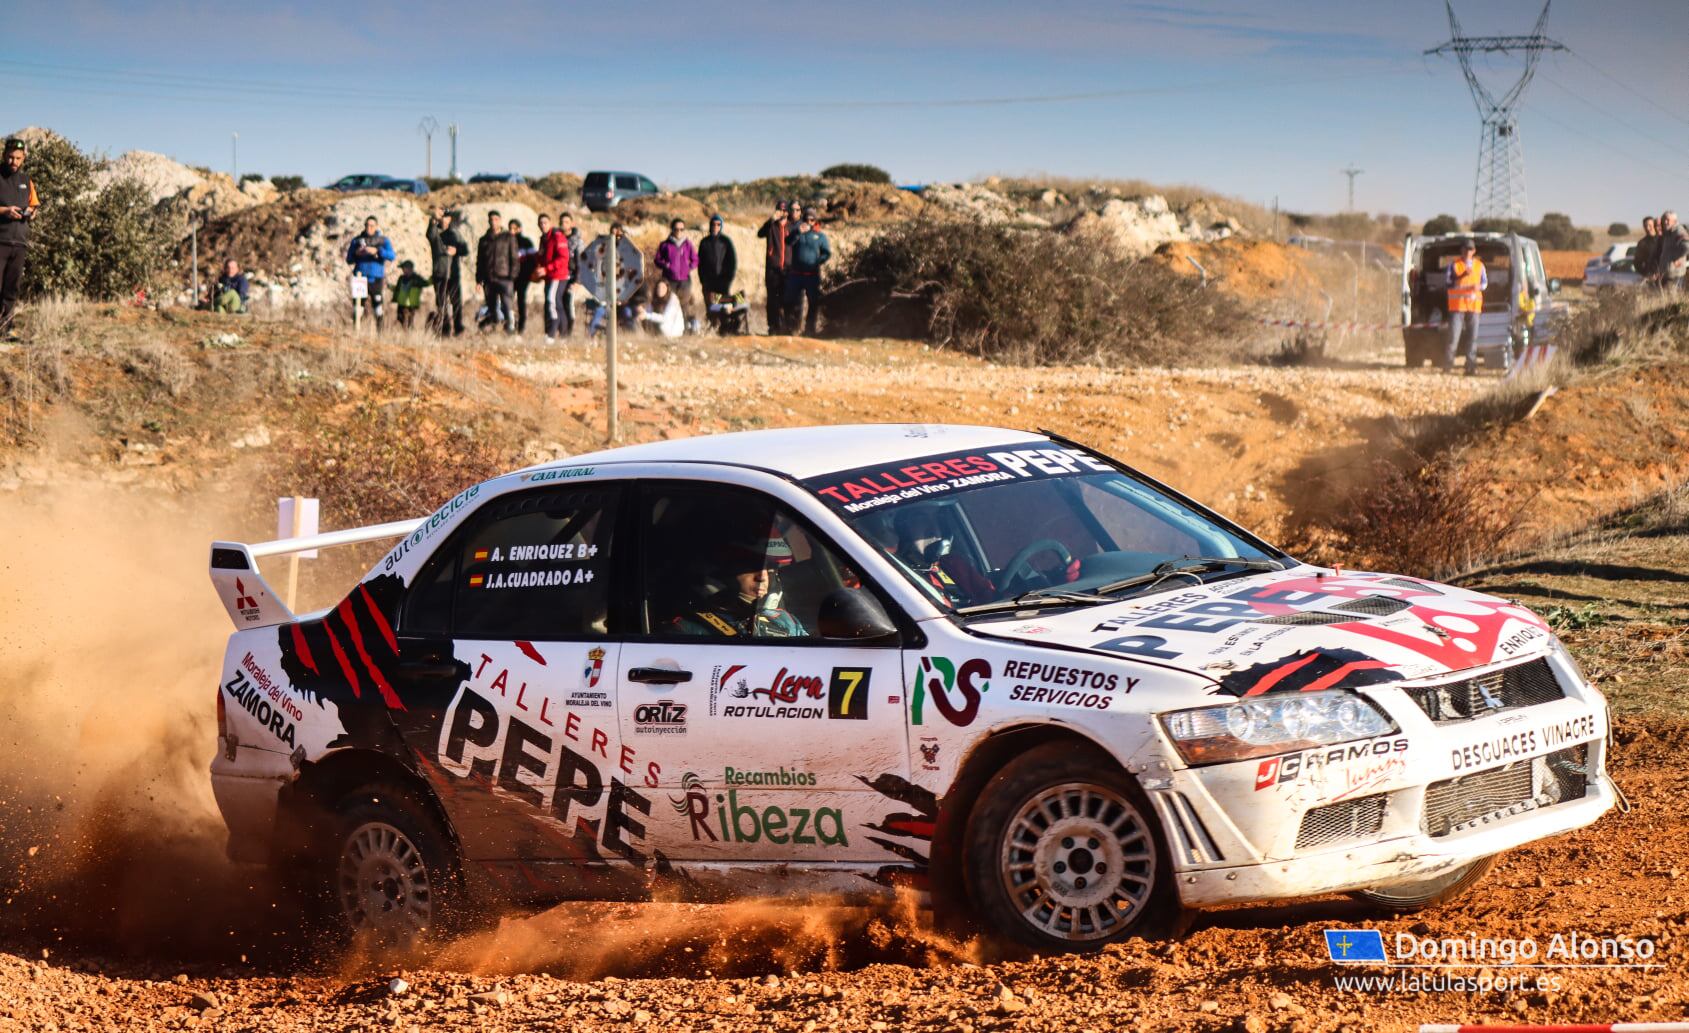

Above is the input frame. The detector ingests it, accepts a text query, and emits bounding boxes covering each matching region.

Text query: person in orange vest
[1443,239,1487,375]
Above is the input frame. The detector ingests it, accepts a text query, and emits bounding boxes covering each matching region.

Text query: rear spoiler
[209,517,424,630]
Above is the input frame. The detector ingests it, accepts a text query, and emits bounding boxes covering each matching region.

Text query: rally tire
[962,741,1171,953]
[1352,853,1498,913]
[325,781,463,949]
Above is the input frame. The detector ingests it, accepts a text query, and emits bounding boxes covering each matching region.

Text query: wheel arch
[272,748,461,867]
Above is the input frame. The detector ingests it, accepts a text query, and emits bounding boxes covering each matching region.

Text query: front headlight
[1159,690,1397,766]
[1549,636,1590,687]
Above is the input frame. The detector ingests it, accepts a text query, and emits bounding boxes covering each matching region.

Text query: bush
[831,219,1253,365]
[271,175,307,193]
[238,172,264,184]
[19,136,173,300]
[1471,213,1592,251]
[1609,222,1631,237]
[820,163,892,185]
[1319,450,1516,580]
[1423,214,1461,235]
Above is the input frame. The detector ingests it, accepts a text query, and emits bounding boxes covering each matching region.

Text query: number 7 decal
[827,668,871,720]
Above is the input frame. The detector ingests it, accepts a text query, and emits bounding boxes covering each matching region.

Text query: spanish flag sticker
[468,574,485,587]
[473,548,489,562]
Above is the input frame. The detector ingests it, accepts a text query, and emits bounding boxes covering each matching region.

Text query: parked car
[377,177,431,196]
[468,172,526,185]
[208,425,1613,951]
[328,174,390,192]
[1400,231,1561,368]
[582,170,660,212]
[1584,242,1642,289]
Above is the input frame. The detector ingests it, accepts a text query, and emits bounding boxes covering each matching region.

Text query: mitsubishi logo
[233,578,259,616]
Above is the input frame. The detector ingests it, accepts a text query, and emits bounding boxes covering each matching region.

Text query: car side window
[639,177,658,193]
[615,174,639,191]
[638,483,859,641]
[433,486,618,640]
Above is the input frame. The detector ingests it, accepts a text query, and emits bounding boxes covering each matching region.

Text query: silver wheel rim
[999,782,1156,942]
[337,821,434,938]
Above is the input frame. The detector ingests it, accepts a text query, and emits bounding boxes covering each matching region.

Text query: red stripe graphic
[515,640,548,665]
[1301,659,1392,693]
[358,583,398,653]
[1242,651,1321,696]
[323,622,361,699]
[289,623,319,675]
[338,598,405,711]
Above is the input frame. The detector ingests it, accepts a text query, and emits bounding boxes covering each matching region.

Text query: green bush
[819,163,892,184]
[832,219,1252,365]
[1423,214,1461,235]
[1608,222,1631,237]
[19,136,173,300]
[238,172,264,184]
[271,175,307,193]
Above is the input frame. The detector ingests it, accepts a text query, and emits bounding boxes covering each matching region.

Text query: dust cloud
[0,482,971,978]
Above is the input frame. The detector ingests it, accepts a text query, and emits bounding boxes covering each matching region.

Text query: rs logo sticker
[828,667,871,720]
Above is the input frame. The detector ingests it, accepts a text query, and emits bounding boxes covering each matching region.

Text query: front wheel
[962,742,1170,952]
[1352,854,1497,912]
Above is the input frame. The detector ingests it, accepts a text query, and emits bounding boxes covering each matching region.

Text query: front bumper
[1151,653,1613,908]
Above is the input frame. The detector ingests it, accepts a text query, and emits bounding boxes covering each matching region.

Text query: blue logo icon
[1324,929,1386,963]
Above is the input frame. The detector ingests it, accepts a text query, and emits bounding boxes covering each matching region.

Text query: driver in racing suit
[673,537,805,637]
[892,507,995,607]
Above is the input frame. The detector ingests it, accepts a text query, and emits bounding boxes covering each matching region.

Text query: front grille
[1405,659,1565,723]
[1332,596,1413,617]
[1296,794,1386,850]
[1253,611,1353,626]
[1422,745,1588,838]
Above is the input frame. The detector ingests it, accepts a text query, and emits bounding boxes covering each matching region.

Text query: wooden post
[606,236,619,444]
[284,495,304,611]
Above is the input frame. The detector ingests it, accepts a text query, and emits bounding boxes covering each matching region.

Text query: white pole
[606,237,619,444]
[283,495,303,611]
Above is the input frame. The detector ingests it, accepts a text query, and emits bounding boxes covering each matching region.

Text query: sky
[4,0,1686,226]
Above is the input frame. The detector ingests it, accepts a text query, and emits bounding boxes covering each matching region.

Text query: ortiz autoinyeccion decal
[804,442,1114,515]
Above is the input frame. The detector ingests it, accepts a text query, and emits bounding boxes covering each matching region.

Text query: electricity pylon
[1426,1,1566,223]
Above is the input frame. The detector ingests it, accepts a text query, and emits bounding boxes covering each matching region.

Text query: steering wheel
[998,538,1074,594]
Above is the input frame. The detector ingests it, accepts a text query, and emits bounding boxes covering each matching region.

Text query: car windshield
[804,440,1280,613]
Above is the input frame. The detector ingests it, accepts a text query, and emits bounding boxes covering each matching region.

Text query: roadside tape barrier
[1505,344,1557,378]
[1421,1024,1689,1032]
[1259,318,1445,333]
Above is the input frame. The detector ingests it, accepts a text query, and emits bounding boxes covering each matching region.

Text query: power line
[0,57,1412,113]
[1538,72,1689,163]
[1569,50,1689,132]
[1521,100,1687,185]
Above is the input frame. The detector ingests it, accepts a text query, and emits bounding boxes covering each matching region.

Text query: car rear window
[584,172,610,189]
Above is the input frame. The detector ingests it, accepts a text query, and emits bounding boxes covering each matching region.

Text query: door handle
[628,667,692,685]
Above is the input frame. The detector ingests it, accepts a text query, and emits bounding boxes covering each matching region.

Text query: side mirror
[1548,278,1562,294]
[818,587,900,644]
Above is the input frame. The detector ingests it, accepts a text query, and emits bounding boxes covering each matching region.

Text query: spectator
[212,258,249,313]
[654,218,700,334]
[560,212,583,337]
[784,213,831,336]
[1443,239,1486,375]
[510,218,538,337]
[538,213,571,343]
[344,215,395,330]
[391,259,429,329]
[476,210,518,333]
[1655,210,1688,291]
[1634,216,1661,281]
[0,136,39,341]
[586,223,641,337]
[698,214,738,332]
[756,200,792,334]
[427,207,467,336]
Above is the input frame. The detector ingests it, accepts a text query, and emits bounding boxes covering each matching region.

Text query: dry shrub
[832,218,1253,365]
[271,400,514,529]
[1316,449,1518,580]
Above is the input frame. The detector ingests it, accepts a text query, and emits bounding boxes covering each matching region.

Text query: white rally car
[208,425,1614,951]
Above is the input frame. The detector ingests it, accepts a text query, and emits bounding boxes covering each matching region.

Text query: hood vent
[1252,611,1353,626]
[1333,596,1414,617]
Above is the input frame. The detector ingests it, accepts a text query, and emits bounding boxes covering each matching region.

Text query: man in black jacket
[755,200,791,334]
[0,138,40,340]
[476,210,518,333]
[426,207,466,336]
[698,215,738,332]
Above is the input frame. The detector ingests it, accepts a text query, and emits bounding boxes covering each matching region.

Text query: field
[0,287,1684,1031]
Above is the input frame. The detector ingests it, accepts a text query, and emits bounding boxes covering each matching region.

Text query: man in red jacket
[538,213,572,343]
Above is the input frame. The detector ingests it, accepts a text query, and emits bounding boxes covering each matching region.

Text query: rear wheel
[327,782,462,947]
[963,742,1169,952]
[1353,854,1497,912]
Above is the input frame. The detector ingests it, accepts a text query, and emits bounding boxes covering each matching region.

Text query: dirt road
[1,314,1684,1031]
